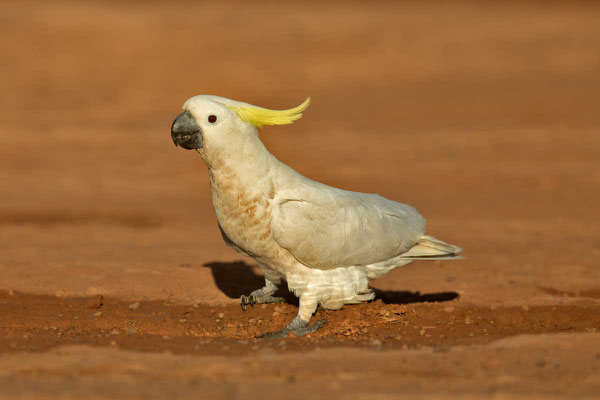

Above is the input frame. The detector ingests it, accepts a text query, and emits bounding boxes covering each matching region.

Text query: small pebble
[127,327,138,335]
[93,311,102,317]
[370,339,382,346]
[129,302,140,310]
[218,313,225,319]
[179,318,187,323]
[86,295,104,309]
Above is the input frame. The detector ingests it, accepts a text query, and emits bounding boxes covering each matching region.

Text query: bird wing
[271,183,426,269]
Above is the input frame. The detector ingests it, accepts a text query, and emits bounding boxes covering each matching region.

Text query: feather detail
[223,97,310,128]
[400,235,463,259]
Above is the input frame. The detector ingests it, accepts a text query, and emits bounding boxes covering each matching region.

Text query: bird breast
[208,165,276,259]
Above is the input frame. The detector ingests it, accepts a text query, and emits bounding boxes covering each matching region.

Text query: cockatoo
[171,95,462,339]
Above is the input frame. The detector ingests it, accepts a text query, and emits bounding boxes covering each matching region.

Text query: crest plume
[223,97,310,128]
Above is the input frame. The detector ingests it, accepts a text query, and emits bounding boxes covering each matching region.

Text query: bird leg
[240,280,285,311]
[255,295,327,339]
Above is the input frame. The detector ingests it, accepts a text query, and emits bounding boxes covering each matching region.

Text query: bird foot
[256,316,328,339]
[240,292,286,311]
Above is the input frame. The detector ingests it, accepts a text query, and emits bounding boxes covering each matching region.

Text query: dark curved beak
[171,111,203,150]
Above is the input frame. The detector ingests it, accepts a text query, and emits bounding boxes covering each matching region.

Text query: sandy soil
[1,1,600,399]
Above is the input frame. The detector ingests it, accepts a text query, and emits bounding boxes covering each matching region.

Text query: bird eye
[208,115,217,123]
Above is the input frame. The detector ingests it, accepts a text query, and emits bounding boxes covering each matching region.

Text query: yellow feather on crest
[224,97,310,128]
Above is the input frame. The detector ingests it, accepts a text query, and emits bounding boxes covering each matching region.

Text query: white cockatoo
[171,95,462,338]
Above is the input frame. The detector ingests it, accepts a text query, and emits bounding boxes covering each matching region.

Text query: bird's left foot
[256,316,328,339]
[240,291,285,311]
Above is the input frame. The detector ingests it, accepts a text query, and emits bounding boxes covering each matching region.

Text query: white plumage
[171,95,462,337]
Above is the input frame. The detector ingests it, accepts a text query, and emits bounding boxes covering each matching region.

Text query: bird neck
[202,133,276,191]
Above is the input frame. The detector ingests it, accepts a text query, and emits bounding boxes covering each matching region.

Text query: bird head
[171,95,310,153]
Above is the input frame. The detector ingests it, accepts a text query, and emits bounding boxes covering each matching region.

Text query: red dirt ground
[1,1,600,399]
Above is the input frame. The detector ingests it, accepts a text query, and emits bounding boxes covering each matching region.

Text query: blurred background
[1,1,599,303]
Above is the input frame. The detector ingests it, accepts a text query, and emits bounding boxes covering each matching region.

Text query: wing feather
[271,185,425,269]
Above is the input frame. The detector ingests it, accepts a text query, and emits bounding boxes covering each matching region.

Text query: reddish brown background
[1,1,599,399]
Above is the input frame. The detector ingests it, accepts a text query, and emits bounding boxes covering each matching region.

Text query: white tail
[401,235,463,260]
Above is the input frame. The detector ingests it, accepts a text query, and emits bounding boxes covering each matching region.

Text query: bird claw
[256,318,328,339]
[240,294,255,311]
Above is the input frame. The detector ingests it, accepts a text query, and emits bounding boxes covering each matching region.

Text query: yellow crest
[224,97,310,128]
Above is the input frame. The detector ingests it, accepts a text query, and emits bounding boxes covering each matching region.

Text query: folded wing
[271,186,426,269]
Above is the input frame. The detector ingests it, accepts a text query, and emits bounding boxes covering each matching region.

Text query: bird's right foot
[256,316,328,339]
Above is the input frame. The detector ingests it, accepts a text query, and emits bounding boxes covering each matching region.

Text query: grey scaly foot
[256,316,328,339]
[240,291,286,311]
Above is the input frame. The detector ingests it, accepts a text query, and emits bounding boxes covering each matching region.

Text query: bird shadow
[202,260,459,305]
[202,261,297,304]
[372,288,459,305]
[203,261,265,298]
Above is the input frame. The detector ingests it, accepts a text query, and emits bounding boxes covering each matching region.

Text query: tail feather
[401,235,463,260]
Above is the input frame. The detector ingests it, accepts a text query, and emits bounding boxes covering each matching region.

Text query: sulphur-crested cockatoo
[171,96,462,338]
